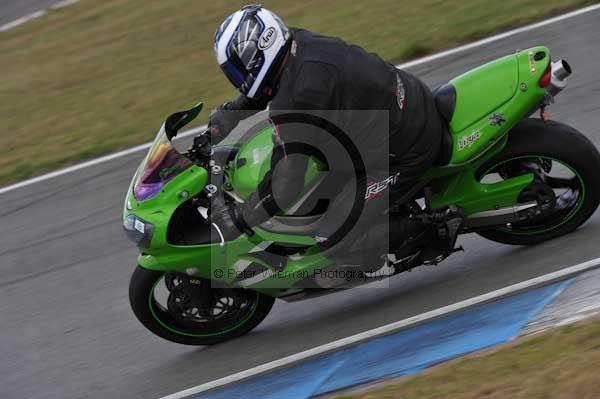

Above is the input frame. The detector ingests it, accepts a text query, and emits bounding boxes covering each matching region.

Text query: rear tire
[476,119,600,245]
[129,266,275,345]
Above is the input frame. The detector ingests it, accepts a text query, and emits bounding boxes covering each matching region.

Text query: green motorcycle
[125,46,600,345]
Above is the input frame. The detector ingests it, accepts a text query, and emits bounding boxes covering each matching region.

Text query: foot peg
[414,205,465,265]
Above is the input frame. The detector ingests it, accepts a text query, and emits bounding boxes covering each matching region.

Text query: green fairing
[124,47,551,295]
[447,46,550,165]
[424,46,549,211]
[229,126,327,199]
[124,166,208,251]
[228,127,273,198]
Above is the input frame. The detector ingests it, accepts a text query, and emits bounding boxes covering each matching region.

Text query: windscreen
[133,124,192,201]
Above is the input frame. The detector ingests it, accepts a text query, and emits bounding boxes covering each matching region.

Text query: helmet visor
[220,58,247,88]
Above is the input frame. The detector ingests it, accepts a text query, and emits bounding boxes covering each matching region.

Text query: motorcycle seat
[433,84,456,166]
[436,125,454,166]
[433,84,456,123]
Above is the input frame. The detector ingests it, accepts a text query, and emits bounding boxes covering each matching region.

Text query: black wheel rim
[480,156,585,235]
[149,272,259,337]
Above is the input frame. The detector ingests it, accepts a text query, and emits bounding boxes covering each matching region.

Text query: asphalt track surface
[1,8,600,399]
[0,0,63,26]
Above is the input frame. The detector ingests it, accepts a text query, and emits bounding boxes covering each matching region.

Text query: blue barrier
[196,279,572,399]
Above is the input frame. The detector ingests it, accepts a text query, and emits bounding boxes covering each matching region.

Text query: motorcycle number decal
[457,130,481,151]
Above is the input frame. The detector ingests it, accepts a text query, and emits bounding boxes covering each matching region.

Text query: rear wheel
[129,266,275,345]
[476,119,600,245]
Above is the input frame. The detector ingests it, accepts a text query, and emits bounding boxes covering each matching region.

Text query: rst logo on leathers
[365,172,401,201]
[258,27,277,50]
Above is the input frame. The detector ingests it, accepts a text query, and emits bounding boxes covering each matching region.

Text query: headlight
[123,215,154,248]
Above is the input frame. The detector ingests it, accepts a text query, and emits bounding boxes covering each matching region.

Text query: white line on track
[1,3,600,196]
[398,3,600,69]
[0,125,207,196]
[50,0,81,11]
[159,257,600,399]
[0,10,47,32]
[0,0,81,32]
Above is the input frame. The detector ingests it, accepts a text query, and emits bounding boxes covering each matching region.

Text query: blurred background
[2,2,600,399]
[0,0,595,186]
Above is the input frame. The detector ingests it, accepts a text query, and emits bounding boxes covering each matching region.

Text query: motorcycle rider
[207,5,446,267]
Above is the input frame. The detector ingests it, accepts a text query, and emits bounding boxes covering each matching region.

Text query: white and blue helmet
[214,5,291,99]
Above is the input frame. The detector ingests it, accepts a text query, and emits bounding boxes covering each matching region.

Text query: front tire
[476,119,600,245]
[129,266,275,345]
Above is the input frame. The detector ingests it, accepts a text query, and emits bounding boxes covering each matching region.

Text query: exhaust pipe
[464,201,539,229]
[549,59,572,96]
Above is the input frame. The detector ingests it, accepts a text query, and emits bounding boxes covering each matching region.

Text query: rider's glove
[208,105,240,144]
[210,196,253,242]
[208,94,269,144]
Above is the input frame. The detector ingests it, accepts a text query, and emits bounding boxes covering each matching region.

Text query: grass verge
[0,0,597,185]
[334,318,600,399]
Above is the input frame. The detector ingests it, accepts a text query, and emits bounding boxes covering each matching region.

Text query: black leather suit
[215,28,444,265]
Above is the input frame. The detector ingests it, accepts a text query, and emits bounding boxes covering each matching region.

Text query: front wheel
[476,119,600,245]
[129,266,275,345]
